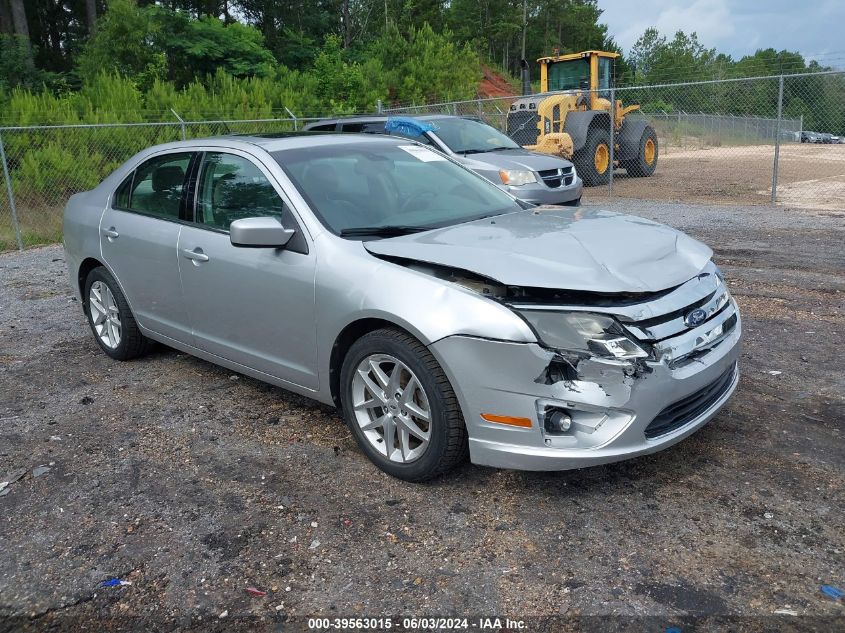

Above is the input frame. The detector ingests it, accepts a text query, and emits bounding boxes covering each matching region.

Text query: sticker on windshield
[397,145,446,162]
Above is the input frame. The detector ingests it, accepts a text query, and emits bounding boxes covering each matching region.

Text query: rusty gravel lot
[0,199,843,631]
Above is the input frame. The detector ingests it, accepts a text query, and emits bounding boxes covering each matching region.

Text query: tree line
[0,0,841,131]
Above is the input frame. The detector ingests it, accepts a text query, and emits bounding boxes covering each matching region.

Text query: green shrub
[14,143,111,205]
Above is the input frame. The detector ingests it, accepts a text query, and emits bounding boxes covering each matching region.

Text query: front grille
[507,111,539,145]
[538,166,574,188]
[619,270,736,355]
[508,262,739,365]
[644,363,737,439]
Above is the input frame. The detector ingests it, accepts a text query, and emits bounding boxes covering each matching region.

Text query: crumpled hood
[459,148,573,172]
[364,208,713,293]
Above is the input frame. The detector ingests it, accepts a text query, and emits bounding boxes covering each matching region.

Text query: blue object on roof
[384,117,436,138]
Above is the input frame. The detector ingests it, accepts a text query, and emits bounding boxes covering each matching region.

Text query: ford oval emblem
[684,308,707,328]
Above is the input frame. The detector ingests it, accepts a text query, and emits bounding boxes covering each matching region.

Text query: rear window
[114,152,192,220]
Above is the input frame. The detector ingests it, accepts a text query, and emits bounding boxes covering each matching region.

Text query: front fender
[314,236,536,395]
[563,111,608,152]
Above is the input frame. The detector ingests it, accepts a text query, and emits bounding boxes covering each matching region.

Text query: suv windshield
[429,118,520,154]
[273,141,520,237]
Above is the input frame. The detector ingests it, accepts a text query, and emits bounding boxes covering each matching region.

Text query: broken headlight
[516,310,648,359]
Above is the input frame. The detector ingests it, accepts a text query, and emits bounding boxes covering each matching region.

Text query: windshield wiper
[458,146,517,155]
[340,225,432,237]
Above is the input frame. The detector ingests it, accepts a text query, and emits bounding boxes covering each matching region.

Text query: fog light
[544,409,572,435]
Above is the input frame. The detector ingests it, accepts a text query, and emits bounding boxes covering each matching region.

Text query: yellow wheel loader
[508,51,658,186]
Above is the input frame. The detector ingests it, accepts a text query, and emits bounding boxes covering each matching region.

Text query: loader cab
[539,51,617,107]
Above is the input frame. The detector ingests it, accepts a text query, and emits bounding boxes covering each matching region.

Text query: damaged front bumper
[429,303,741,472]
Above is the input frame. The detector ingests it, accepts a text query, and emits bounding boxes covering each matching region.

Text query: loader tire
[573,128,612,186]
[624,126,658,178]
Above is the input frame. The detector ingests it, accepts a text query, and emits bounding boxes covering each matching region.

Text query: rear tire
[84,267,153,361]
[340,328,468,481]
[624,126,658,177]
[573,128,611,186]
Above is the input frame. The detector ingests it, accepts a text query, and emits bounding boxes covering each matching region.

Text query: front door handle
[182,247,209,263]
[102,227,119,240]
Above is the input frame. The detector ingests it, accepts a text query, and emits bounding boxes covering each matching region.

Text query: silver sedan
[64,134,741,481]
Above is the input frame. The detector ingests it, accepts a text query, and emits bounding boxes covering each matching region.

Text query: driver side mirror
[230,217,295,248]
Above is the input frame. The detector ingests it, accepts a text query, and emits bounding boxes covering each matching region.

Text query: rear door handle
[102,227,119,239]
[182,248,209,263]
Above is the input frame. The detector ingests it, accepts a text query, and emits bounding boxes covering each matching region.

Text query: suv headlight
[516,310,648,359]
[499,169,537,186]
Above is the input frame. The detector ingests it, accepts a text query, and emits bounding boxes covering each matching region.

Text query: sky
[598,0,845,67]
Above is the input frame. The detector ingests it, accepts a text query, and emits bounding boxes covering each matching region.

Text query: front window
[273,141,521,236]
[427,118,519,154]
[195,152,286,230]
[547,59,590,92]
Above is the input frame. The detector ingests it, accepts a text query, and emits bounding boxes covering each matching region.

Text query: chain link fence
[385,70,845,210]
[0,116,320,251]
[2,71,844,252]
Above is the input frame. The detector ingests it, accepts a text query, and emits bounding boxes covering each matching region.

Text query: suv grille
[645,363,737,439]
[537,166,574,189]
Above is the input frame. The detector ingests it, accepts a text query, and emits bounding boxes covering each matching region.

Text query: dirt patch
[591,142,845,211]
[478,65,517,99]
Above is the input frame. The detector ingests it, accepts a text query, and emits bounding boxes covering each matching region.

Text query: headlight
[499,169,537,186]
[570,165,577,180]
[517,310,648,359]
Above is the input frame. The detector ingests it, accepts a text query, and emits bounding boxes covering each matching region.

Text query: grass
[0,204,63,252]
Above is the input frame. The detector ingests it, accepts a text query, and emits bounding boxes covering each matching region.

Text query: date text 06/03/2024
[306,617,527,630]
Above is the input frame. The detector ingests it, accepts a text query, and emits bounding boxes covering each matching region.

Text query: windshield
[273,141,521,237]
[428,118,520,154]
[547,59,590,91]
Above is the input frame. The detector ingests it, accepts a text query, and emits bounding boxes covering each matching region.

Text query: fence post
[771,75,784,203]
[283,107,298,131]
[171,108,187,140]
[608,87,615,197]
[376,99,383,114]
[0,130,24,251]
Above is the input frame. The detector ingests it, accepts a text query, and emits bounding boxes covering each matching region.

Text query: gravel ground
[0,199,843,632]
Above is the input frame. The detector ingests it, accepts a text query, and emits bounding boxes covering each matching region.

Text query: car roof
[304,114,462,127]
[143,132,421,155]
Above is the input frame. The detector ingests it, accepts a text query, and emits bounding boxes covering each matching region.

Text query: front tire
[340,328,468,481]
[84,267,152,361]
[573,128,612,186]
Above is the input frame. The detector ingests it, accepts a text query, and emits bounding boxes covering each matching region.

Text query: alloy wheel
[89,280,122,349]
[351,354,432,463]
